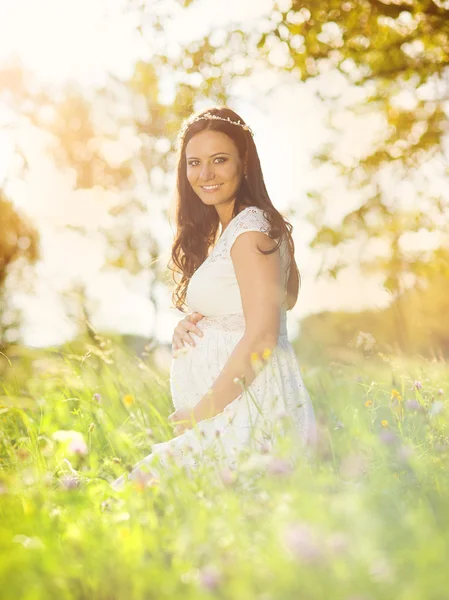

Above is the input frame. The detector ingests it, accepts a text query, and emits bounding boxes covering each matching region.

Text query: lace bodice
[186,206,291,338]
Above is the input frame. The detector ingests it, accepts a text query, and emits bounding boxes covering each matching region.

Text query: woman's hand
[172,311,204,355]
[168,406,196,437]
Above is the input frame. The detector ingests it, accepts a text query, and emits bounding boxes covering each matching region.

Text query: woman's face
[185,129,244,210]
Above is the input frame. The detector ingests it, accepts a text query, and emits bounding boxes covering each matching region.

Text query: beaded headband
[179,112,254,140]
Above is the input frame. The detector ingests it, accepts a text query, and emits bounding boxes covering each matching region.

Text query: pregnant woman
[111,106,317,490]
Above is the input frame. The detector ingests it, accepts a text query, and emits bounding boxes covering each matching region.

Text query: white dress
[112,206,317,490]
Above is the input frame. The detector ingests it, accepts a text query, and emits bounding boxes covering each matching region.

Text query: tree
[164,0,449,348]
[0,192,39,347]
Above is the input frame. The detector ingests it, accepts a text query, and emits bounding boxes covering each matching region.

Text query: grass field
[0,338,448,600]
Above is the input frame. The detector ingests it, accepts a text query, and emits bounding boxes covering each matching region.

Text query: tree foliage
[0,191,40,346]
[172,0,449,347]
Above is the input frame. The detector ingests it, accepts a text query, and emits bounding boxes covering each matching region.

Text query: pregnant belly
[169,327,241,410]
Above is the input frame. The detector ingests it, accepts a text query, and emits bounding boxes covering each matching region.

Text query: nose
[199,162,215,182]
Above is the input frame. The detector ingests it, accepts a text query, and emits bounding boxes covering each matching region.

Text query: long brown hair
[168,106,301,312]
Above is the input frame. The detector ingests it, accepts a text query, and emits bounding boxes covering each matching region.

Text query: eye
[187,156,227,167]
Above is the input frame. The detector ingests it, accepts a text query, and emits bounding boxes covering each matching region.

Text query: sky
[0,0,397,347]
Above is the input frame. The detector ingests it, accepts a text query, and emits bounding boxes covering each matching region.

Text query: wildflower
[378,430,397,445]
[405,399,423,412]
[381,420,389,427]
[262,347,272,361]
[52,430,88,456]
[429,401,444,417]
[220,468,236,486]
[250,352,264,375]
[282,521,325,565]
[325,532,349,555]
[60,475,79,490]
[68,437,88,456]
[123,394,135,407]
[199,565,222,591]
[391,389,401,400]
[12,535,45,549]
[268,457,293,476]
[437,389,444,396]
[258,439,272,454]
[93,393,102,402]
[354,331,376,352]
[365,400,373,407]
[413,380,422,391]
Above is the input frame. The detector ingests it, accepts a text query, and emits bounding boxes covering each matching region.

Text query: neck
[215,200,236,233]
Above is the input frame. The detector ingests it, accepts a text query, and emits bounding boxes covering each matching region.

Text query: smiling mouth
[201,184,223,191]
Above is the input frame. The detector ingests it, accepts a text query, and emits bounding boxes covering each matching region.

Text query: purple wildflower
[60,475,79,490]
[199,565,222,590]
[325,531,349,555]
[68,437,88,456]
[378,430,397,445]
[405,399,422,412]
[220,468,236,486]
[283,522,325,565]
[267,457,293,476]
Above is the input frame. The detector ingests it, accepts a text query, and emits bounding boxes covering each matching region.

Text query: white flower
[52,430,88,456]
[12,535,45,549]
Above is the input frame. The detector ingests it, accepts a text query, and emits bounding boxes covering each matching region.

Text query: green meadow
[1,338,448,600]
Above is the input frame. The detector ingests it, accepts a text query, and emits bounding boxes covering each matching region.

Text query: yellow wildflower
[365,400,373,407]
[250,351,264,375]
[123,394,135,407]
[391,389,401,400]
[262,348,272,361]
[381,420,389,427]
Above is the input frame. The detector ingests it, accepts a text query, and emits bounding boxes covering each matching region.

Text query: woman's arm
[192,229,282,422]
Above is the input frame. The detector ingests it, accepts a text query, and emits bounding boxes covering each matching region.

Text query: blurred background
[0,0,448,368]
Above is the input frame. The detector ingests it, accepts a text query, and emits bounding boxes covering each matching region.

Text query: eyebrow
[186,152,231,160]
